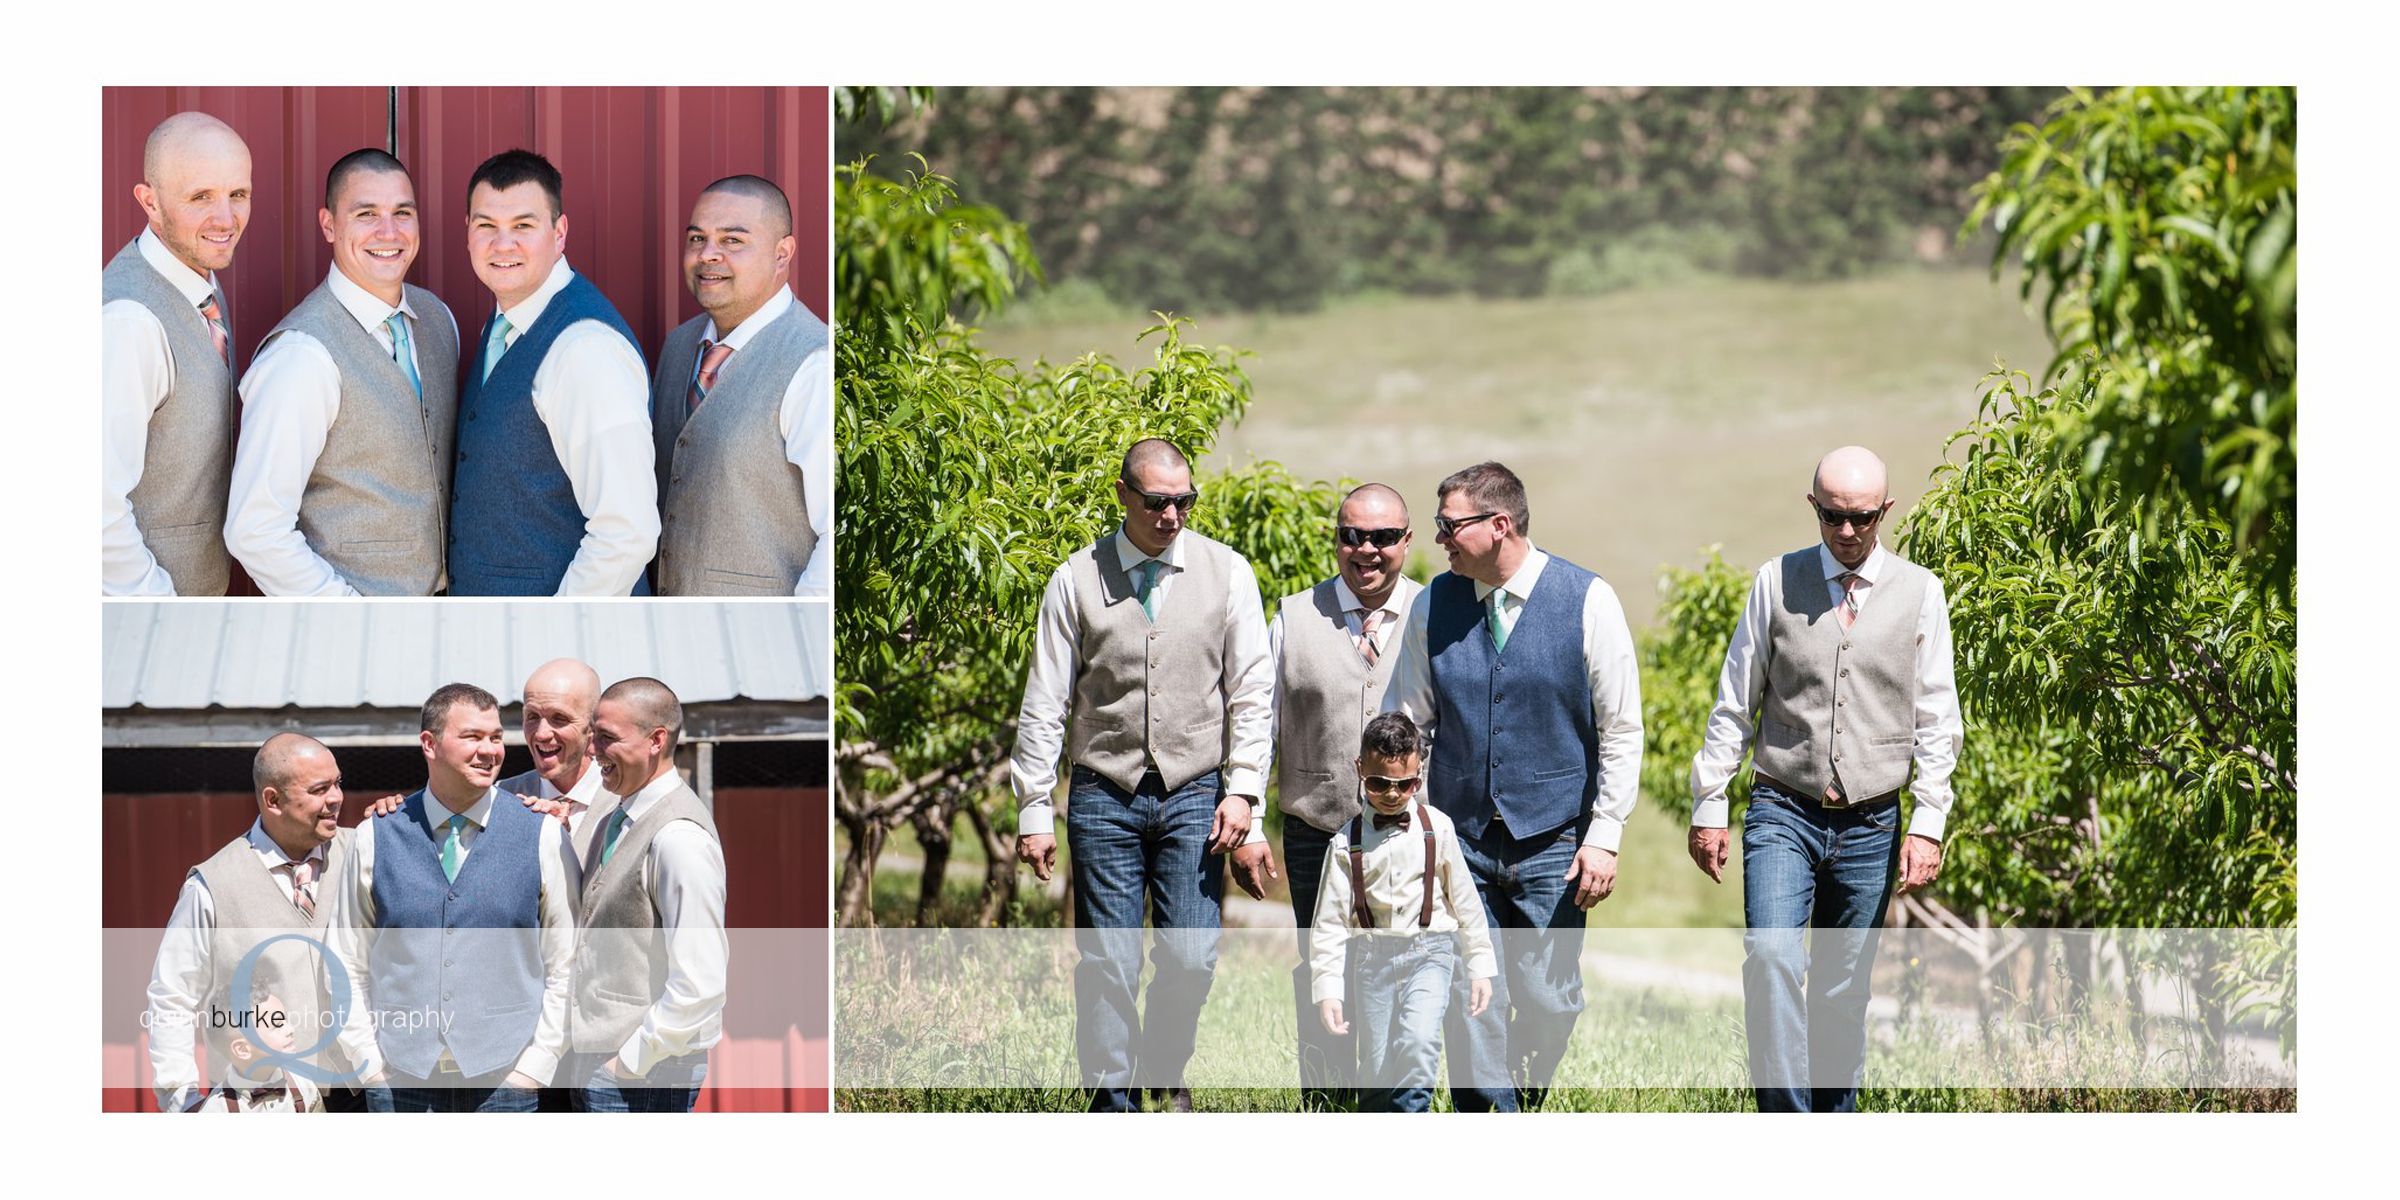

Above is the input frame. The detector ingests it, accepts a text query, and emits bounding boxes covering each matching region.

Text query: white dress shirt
[227,266,459,596]
[1307,802,1498,1004]
[1382,547,1646,853]
[523,763,615,895]
[326,787,580,1085]
[485,258,659,597]
[606,769,731,1075]
[144,820,328,1113]
[1010,526,1275,835]
[1689,542,1964,840]
[685,286,834,597]
[102,228,222,596]
[1257,574,1421,845]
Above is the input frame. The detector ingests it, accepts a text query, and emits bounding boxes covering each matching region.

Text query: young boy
[195,977,324,1113]
[1310,711,1496,1112]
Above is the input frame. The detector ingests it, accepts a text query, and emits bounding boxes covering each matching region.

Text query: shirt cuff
[1221,769,1265,799]
[513,1045,560,1087]
[1016,803,1056,837]
[1691,796,1732,829]
[1309,976,1345,1006]
[1906,802,1947,843]
[1580,815,1624,854]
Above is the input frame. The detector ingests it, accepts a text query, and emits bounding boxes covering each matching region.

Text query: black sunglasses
[1434,511,1501,539]
[1337,525,1409,549]
[1812,501,1885,529]
[1126,486,1200,514]
[1361,774,1423,796]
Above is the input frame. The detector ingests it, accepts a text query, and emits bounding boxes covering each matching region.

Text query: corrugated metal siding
[102,602,831,711]
[103,85,831,373]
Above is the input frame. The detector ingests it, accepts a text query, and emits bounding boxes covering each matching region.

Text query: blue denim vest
[368,791,546,1078]
[448,273,650,595]
[1424,557,1600,840]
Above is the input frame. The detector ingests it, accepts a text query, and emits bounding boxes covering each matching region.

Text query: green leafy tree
[1970,86,2295,581]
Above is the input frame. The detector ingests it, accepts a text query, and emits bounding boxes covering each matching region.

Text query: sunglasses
[1337,525,1409,549]
[1434,511,1501,539]
[1360,774,1422,796]
[1126,486,1201,514]
[1812,501,1885,529]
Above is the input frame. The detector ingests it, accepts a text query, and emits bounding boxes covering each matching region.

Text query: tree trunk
[913,804,955,926]
[837,813,888,928]
[964,799,1020,927]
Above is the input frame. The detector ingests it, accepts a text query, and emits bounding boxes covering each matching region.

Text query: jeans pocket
[1858,802,1901,832]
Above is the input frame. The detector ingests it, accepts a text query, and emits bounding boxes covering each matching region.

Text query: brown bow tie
[1371,810,1412,831]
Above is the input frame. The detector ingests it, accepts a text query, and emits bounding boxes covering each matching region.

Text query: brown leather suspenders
[1345,800,1437,929]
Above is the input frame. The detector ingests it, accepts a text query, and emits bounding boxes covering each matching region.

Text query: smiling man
[326,683,580,1112]
[102,111,251,595]
[1010,437,1273,1112]
[1242,482,1421,1109]
[146,733,355,1112]
[648,175,831,596]
[228,149,459,596]
[1382,460,1644,1112]
[495,657,619,892]
[448,149,657,596]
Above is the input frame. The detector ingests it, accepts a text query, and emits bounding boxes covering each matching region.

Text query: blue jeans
[1283,818,1356,1110]
[1065,765,1224,1112]
[365,1066,540,1113]
[570,1050,708,1113]
[1740,781,1902,1113]
[1447,819,1587,1113]
[1351,934,1455,1113]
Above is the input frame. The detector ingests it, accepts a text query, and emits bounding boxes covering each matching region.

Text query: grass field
[976,269,2055,632]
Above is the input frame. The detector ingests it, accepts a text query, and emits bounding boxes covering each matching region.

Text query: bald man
[496,658,621,892]
[1686,445,1963,1112]
[1241,482,1421,1109]
[649,175,831,596]
[570,677,727,1112]
[103,111,253,595]
[146,733,355,1111]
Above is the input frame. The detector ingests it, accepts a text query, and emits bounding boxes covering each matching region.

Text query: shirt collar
[702,284,794,350]
[242,819,327,870]
[325,262,417,333]
[622,769,685,822]
[1112,526,1184,573]
[137,227,219,308]
[427,786,498,829]
[532,764,611,807]
[497,257,576,330]
[1817,542,1886,583]
[1474,546,1550,603]
[1332,574,1414,618]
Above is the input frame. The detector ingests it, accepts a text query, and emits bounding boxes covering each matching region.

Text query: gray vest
[257,281,460,595]
[1273,577,1413,834]
[189,829,351,1079]
[102,239,232,595]
[569,781,720,1054]
[1066,532,1239,794]
[1751,548,1933,803]
[649,303,830,595]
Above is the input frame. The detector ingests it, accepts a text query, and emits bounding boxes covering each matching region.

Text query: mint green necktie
[601,807,631,866]
[1135,559,1163,621]
[1486,588,1510,653]
[480,314,514,383]
[440,815,467,883]
[384,311,422,401]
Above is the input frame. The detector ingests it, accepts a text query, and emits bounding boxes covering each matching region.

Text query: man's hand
[1564,846,1617,909]
[520,793,567,819]
[1229,841,1279,901]
[1207,795,1256,853]
[1895,834,1943,896]
[1017,833,1057,882]
[505,1070,543,1090]
[365,793,407,818]
[1467,977,1493,1017]
[1688,826,1729,883]
[600,1058,638,1081]
[1319,999,1348,1036]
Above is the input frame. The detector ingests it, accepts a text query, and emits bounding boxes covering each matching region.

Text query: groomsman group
[101,111,830,598]
[145,662,729,1113]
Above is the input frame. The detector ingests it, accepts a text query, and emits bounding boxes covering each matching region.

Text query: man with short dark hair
[103,111,252,596]
[1011,437,1273,1112]
[1238,481,1421,1109]
[649,174,830,596]
[327,682,579,1112]
[569,676,727,1112]
[229,148,459,596]
[146,732,353,1111]
[1383,460,1644,1111]
[449,149,657,596]
[1686,445,1962,1112]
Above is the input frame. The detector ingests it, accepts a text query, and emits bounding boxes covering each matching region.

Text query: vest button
[458,451,469,460]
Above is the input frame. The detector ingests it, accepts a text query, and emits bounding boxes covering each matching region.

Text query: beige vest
[649,304,827,595]
[1752,548,1932,803]
[102,239,232,595]
[190,829,351,1079]
[257,281,460,595]
[1273,576,1416,834]
[569,782,720,1054]
[1067,531,1238,793]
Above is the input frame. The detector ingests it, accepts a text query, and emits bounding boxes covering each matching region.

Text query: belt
[1752,772,1900,811]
